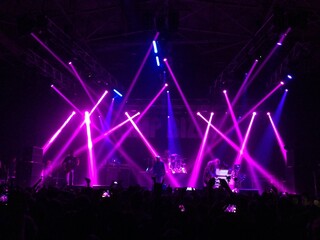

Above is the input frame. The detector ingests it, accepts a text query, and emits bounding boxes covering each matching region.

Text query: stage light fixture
[156,56,160,66]
[152,40,158,53]
[113,89,123,97]
[277,27,291,46]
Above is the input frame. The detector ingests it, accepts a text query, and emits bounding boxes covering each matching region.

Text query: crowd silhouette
[0,180,320,240]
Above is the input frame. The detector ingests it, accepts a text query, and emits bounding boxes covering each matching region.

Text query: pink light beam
[246,28,290,89]
[232,59,259,106]
[125,112,158,157]
[188,112,214,188]
[125,112,181,188]
[79,90,108,128]
[85,111,97,185]
[224,90,243,143]
[198,113,290,193]
[69,62,100,110]
[205,81,285,154]
[114,32,160,122]
[31,33,74,76]
[99,84,167,170]
[51,85,82,115]
[76,112,141,156]
[235,112,257,165]
[267,112,287,163]
[164,59,203,137]
[42,111,76,154]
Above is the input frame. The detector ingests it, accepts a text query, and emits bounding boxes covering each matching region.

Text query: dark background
[0,0,319,194]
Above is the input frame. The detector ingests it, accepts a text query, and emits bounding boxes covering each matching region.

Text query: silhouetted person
[62,150,80,186]
[150,155,166,194]
[151,156,166,183]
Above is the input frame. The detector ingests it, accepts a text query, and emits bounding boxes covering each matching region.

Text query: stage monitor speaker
[104,165,131,188]
[29,162,43,187]
[16,161,43,188]
[239,189,259,196]
[22,146,43,163]
[26,146,44,187]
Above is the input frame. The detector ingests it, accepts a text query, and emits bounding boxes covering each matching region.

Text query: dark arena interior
[0,1,320,239]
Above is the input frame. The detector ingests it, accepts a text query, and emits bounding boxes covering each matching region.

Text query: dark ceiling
[1,0,319,101]
[0,0,320,160]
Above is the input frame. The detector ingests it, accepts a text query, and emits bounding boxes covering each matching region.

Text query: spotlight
[287,74,293,79]
[113,89,123,97]
[152,40,158,54]
[277,28,291,46]
[156,56,160,66]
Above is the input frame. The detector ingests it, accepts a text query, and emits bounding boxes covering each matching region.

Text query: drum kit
[168,154,187,174]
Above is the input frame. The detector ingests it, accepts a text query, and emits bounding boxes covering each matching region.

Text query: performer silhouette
[150,155,166,195]
[203,158,221,187]
[151,155,166,184]
[62,150,80,186]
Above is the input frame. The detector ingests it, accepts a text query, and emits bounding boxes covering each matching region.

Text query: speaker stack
[18,146,43,188]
